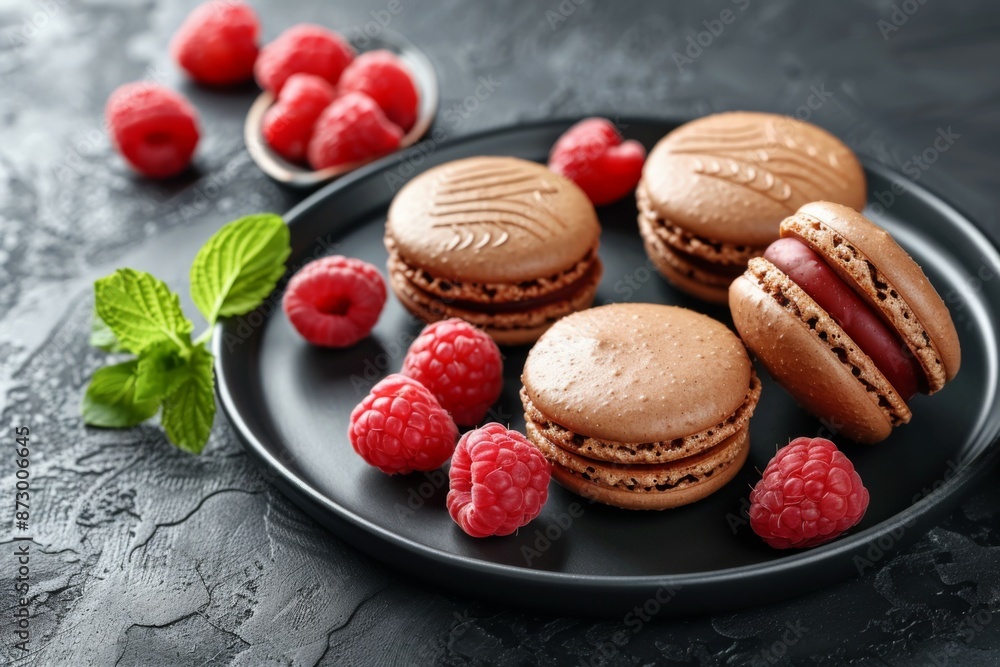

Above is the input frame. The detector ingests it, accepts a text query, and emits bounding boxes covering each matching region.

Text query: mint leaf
[134,341,190,404]
[90,307,124,353]
[161,345,216,454]
[95,268,194,354]
[189,214,290,326]
[82,360,160,427]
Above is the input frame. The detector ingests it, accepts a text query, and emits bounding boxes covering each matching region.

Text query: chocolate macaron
[521,303,761,510]
[385,156,602,345]
[638,111,867,303]
[730,201,961,444]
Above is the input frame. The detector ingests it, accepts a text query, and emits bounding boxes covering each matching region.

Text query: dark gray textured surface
[1,0,999,664]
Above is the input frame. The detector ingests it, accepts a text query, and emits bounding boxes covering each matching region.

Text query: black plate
[215,119,1000,616]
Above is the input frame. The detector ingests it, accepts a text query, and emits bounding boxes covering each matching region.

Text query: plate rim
[215,116,1000,597]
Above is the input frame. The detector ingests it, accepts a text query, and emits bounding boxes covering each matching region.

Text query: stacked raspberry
[257,29,418,170]
[105,2,418,178]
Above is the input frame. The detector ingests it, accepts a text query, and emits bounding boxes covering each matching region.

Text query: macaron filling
[521,373,761,465]
[763,238,921,401]
[530,423,749,493]
[637,189,762,281]
[402,259,602,314]
[670,244,752,280]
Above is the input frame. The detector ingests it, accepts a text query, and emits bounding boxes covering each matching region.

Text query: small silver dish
[244,30,438,188]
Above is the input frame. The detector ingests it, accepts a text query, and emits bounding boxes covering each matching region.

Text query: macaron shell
[638,209,737,303]
[637,184,759,267]
[730,261,912,444]
[521,373,760,465]
[783,202,961,393]
[640,112,866,247]
[533,423,751,510]
[387,237,599,306]
[522,303,753,443]
[389,258,602,346]
[386,156,601,283]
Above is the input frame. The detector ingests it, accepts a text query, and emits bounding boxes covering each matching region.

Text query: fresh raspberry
[447,423,551,538]
[262,74,337,163]
[749,437,869,549]
[283,256,387,348]
[548,117,646,206]
[349,374,458,474]
[170,0,260,86]
[306,92,402,170]
[254,24,355,94]
[338,50,420,132]
[105,83,200,179]
[401,319,503,426]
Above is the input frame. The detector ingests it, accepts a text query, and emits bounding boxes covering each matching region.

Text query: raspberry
[447,423,551,538]
[105,83,200,179]
[548,117,646,206]
[262,74,337,163]
[338,50,420,132]
[170,0,260,86]
[254,24,355,94]
[749,437,869,549]
[283,256,387,348]
[349,374,458,474]
[401,319,503,426]
[306,92,402,170]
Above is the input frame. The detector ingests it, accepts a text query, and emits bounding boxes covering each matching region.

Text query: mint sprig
[95,268,194,354]
[190,213,291,331]
[82,213,290,454]
[82,360,161,427]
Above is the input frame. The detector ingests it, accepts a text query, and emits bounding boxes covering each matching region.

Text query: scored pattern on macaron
[666,119,854,210]
[636,112,867,304]
[385,156,602,345]
[429,160,565,251]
